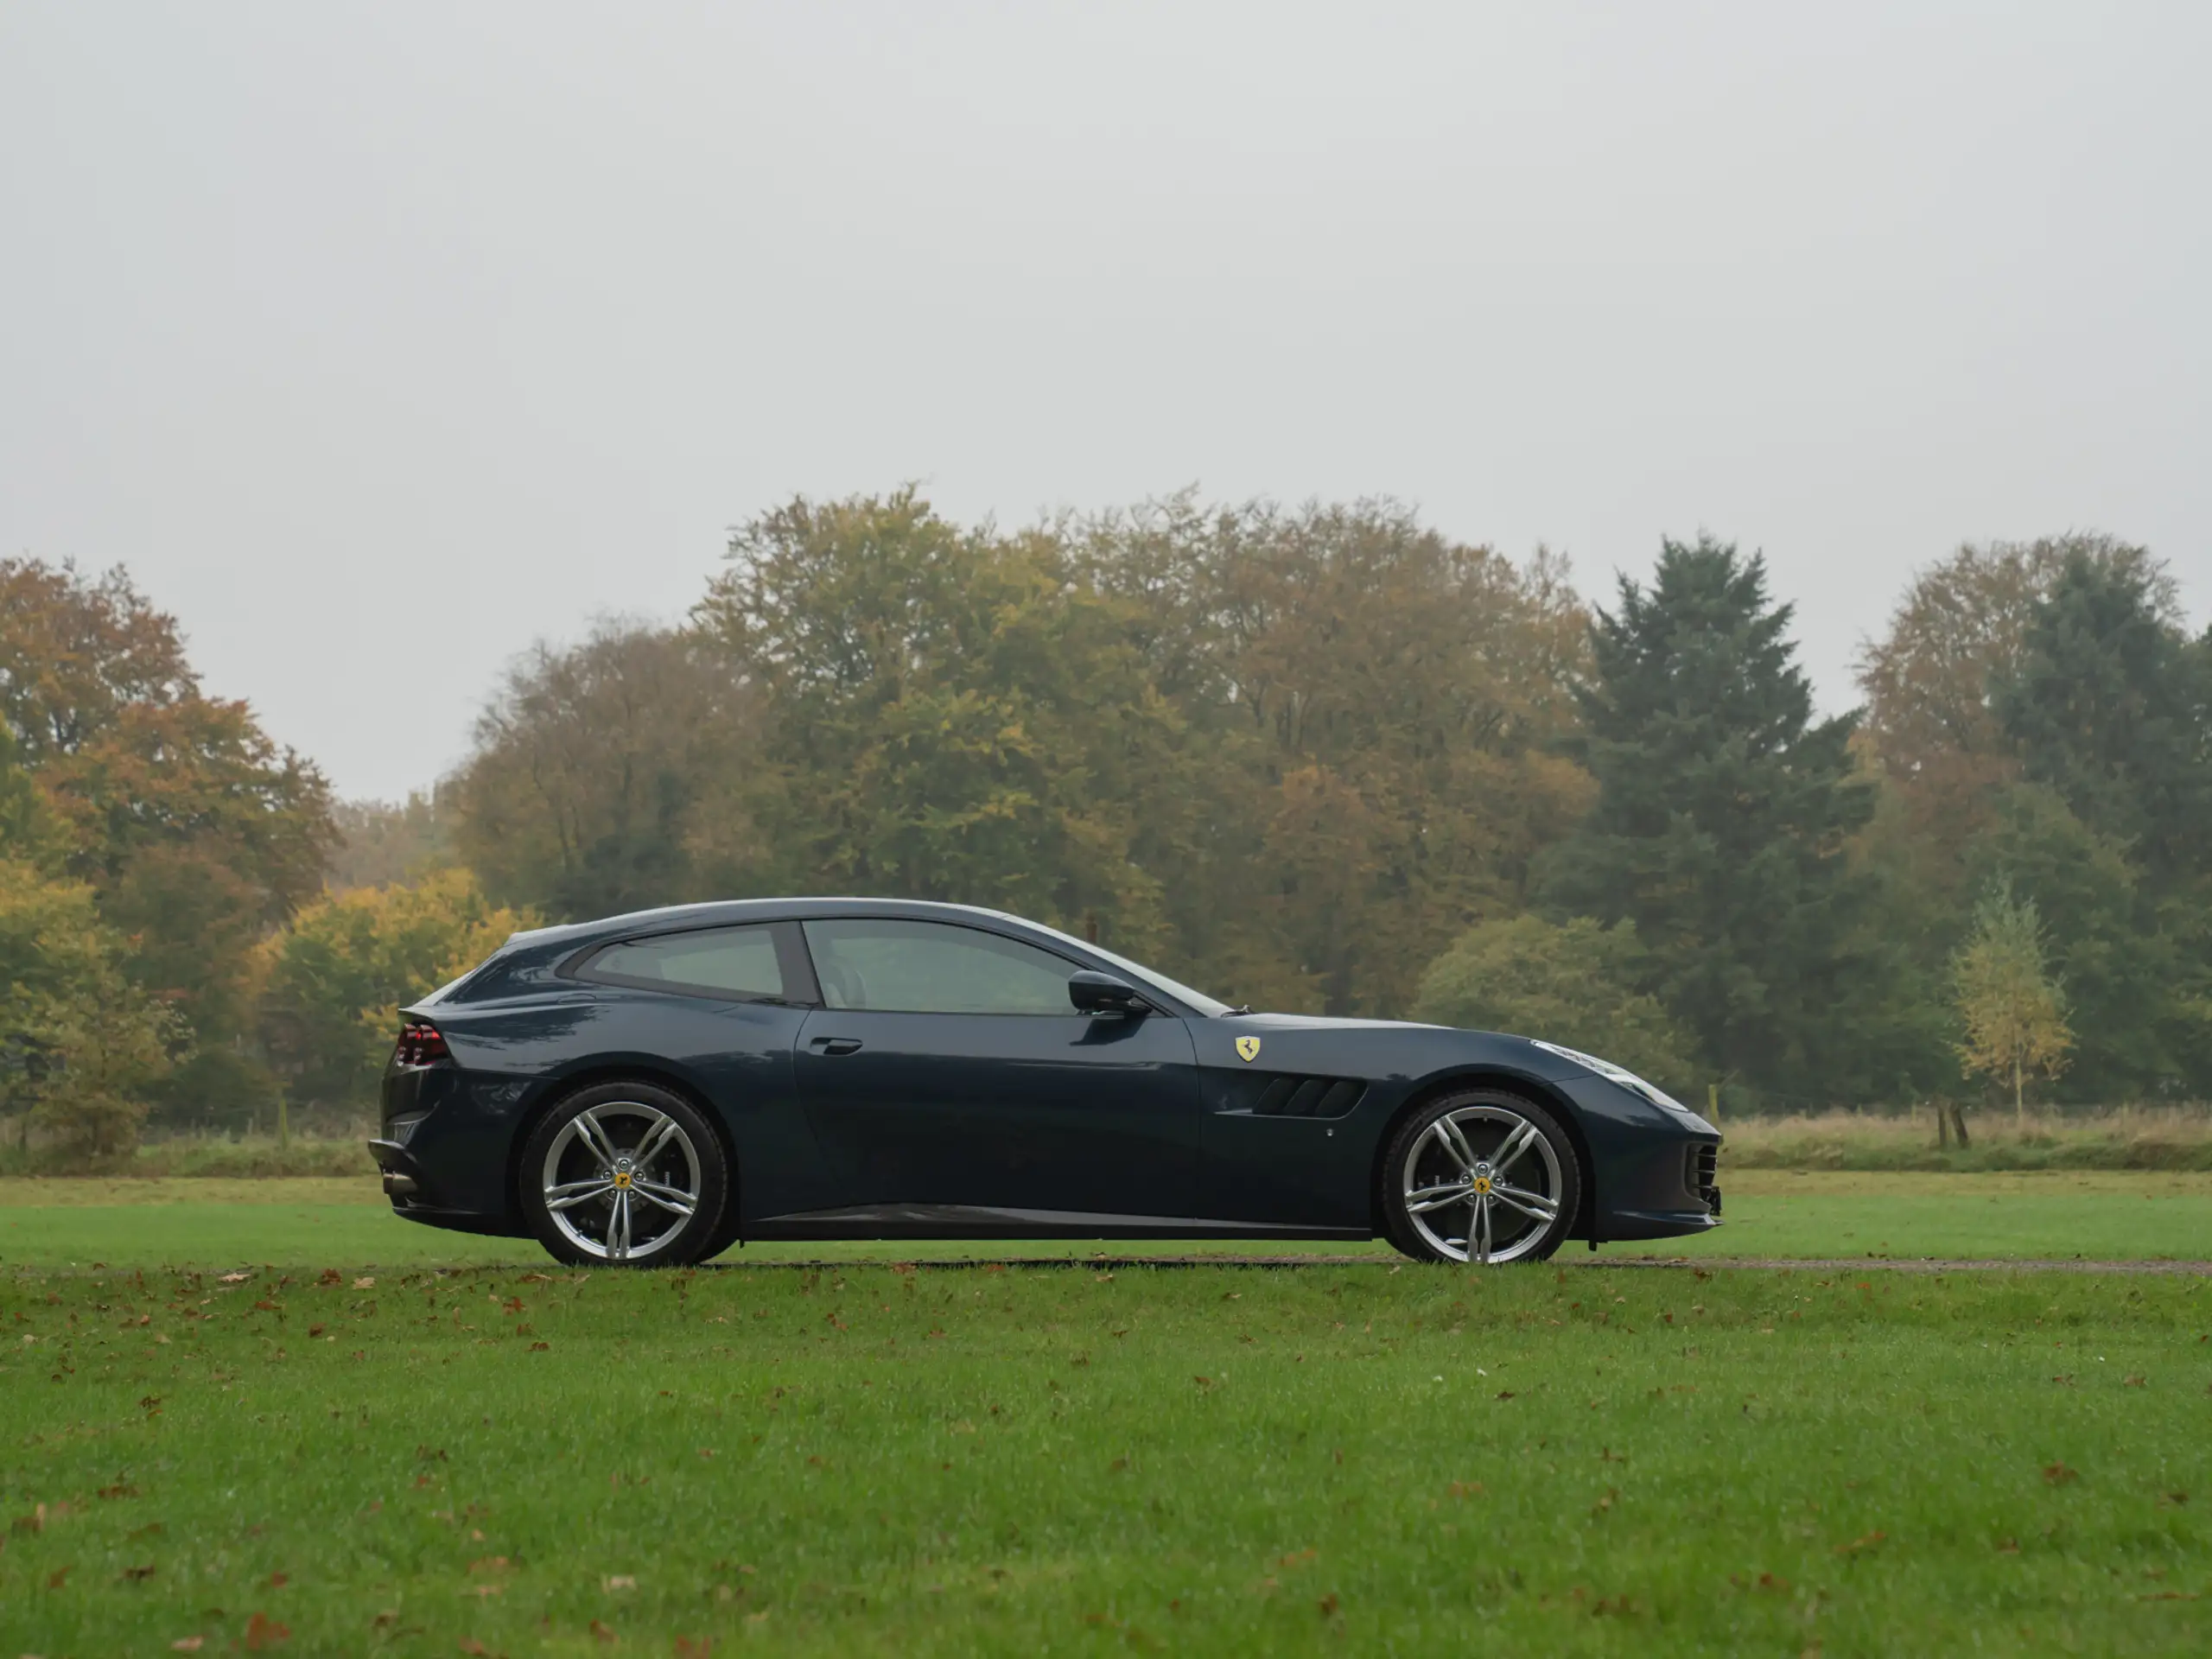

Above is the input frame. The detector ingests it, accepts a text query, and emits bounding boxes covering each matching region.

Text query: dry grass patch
[1719,1105,2212,1172]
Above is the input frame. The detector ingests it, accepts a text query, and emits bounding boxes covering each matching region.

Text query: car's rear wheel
[1380,1089,1580,1265]
[518,1082,728,1268]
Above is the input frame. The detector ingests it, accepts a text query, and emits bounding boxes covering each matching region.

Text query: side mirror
[1068,969,1148,1017]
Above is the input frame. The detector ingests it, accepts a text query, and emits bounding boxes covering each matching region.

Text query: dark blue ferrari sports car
[370,898,1721,1267]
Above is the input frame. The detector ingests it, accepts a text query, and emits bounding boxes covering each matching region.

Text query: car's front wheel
[518,1082,729,1268]
[1380,1090,1580,1265]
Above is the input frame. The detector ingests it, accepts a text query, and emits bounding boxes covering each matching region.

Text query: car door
[792,918,1201,1220]
[567,919,839,1217]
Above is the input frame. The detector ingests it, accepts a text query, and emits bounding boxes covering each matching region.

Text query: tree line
[3,494,2208,1165]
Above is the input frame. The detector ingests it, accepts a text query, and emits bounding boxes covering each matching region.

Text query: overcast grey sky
[4,2,2206,802]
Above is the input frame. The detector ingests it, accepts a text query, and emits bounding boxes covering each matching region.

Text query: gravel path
[1599,1255,2212,1274]
[704,1254,2212,1274]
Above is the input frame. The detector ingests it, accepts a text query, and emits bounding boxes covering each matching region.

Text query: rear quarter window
[578,925,789,1001]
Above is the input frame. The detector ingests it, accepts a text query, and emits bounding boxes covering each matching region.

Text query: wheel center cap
[1470,1164,1494,1196]
[613,1158,634,1190]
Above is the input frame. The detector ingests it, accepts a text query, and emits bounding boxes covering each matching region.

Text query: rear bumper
[366,1137,425,1198]
[367,1126,521,1237]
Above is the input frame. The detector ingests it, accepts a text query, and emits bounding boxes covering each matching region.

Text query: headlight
[1530,1039,1693,1113]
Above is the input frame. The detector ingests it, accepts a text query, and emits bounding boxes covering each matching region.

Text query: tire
[518,1081,730,1268]
[1379,1089,1581,1265]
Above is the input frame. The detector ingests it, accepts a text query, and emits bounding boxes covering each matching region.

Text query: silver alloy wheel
[1400,1104,1564,1264]
[539,1101,702,1264]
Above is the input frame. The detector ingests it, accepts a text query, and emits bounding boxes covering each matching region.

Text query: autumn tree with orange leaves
[0,559,335,1135]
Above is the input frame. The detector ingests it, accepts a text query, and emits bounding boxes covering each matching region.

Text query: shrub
[1411,913,1700,1095]
[0,856,185,1170]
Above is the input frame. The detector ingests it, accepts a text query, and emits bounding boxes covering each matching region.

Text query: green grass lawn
[3,1182,2211,1654]
[1642,1170,2212,1264]
[3,1253,2209,1655]
[4,1171,2209,1272]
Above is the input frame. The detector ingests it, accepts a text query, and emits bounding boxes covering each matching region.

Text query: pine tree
[1996,545,2209,887]
[1540,536,1874,1091]
[1950,878,2071,1119]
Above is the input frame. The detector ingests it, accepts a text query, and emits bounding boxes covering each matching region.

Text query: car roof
[501,896,1064,954]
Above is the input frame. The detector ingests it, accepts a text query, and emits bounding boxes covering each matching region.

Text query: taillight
[393,1020,451,1068]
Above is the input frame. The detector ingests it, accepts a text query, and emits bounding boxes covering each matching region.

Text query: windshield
[1007,916,1238,1017]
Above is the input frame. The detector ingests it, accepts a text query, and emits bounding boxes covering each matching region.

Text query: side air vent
[1224,1074,1367,1120]
[1688,1143,1720,1210]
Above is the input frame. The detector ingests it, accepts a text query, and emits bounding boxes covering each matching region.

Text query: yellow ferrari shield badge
[613,1170,632,1189]
[1235,1035,1262,1063]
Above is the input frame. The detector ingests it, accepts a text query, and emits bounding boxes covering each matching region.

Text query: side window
[582,925,787,1001]
[802,919,1075,1015]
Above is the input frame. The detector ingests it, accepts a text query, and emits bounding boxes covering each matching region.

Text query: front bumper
[1553,1076,1723,1243]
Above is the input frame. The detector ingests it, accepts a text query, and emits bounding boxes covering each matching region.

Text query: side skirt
[747,1203,1374,1243]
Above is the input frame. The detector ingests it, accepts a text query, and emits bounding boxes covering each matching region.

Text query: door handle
[808,1036,863,1057]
